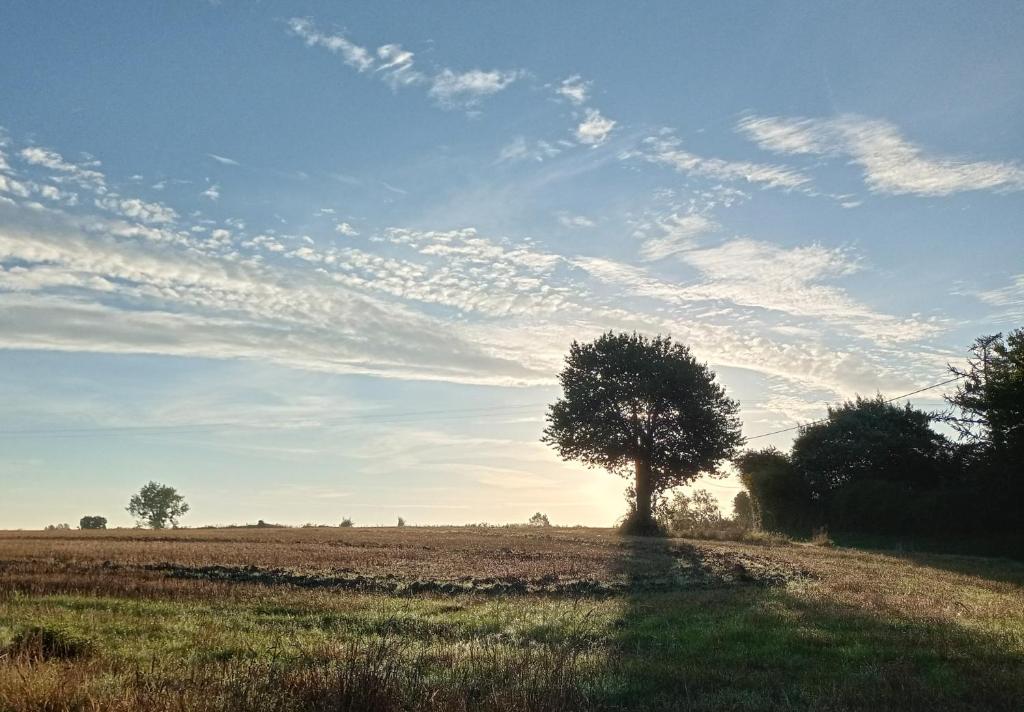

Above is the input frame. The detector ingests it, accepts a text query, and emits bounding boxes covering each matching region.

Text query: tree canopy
[790,395,946,497]
[126,481,189,529]
[543,332,743,533]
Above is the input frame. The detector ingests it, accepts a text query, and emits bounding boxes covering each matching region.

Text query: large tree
[127,481,189,529]
[543,332,743,534]
[790,395,947,498]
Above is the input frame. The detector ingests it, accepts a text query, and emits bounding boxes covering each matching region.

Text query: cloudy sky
[2,2,1022,528]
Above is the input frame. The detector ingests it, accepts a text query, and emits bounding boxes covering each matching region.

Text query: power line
[744,374,963,441]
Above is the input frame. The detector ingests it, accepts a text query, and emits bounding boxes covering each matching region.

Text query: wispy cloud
[554,75,589,105]
[637,212,717,261]
[634,131,811,191]
[557,213,595,229]
[575,108,615,146]
[201,184,220,201]
[428,69,521,108]
[287,17,374,72]
[737,114,1024,196]
[287,18,521,110]
[335,221,358,236]
[497,136,563,163]
[207,153,241,166]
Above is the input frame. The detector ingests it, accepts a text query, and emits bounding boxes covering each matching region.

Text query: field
[1,527,1022,711]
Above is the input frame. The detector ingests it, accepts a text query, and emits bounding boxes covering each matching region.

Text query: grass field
[1,527,1022,711]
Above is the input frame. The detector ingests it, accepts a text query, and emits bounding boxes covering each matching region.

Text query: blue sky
[1,1,1022,528]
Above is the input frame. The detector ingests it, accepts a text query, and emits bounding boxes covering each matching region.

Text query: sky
[1,1,1022,529]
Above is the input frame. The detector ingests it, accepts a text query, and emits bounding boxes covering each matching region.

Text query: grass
[0,527,1022,710]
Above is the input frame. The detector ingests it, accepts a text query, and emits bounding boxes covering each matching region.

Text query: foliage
[339,518,354,528]
[943,329,1024,463]
[658,489,722,533]
[791,395,947,497]
[527,512,551,527]
[126,481,189,529]
[734,448,814,535]
[44,523,71,531]
[543,332,743,531]
[732,491,754,530]
[79,515,107,530]
[397,517,406,527]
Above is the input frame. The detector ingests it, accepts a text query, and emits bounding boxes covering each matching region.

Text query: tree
[543,332,743,534]
[339,517,354,528]
[732,491,754,530]
[126,481,189,529]
[790,395,947,498]
[943,330,1024,462]
[734,448,813,534]
[659,489,722,533]
[79,515,107,530]
[528,512,551,527]
[396,517,406,527]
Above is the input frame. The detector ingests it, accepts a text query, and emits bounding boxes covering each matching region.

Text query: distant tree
[397,517,406,527]
[543,332,743,535]
[943,330,1024,462]
[126,481,189,529]
[528,512,551,527]
[659,489,722,532]
[734,448,813,534]
[79,515,107,530]
[732,492,754,530]
[791,395,947,497]
[45,523,71,531]
[339,517,354,528]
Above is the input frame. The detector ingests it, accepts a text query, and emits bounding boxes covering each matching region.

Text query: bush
[6,625,94,661]
[79,515,107,529]
[339,518,354,528]
[811,527,834,547]
[396,517,406,527]
[44,523,70,531]
[528,512,551,527]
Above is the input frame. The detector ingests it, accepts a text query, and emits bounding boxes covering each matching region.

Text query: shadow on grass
[595,534,1024,711]
[831,533,1024,587]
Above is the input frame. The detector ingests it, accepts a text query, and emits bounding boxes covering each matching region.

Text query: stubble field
[1,526,1022,711]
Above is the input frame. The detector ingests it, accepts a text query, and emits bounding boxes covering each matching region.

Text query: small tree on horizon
[79,515,107,530]
[127,481,189,529]
[543,332,743,535]
[528,512,551,527]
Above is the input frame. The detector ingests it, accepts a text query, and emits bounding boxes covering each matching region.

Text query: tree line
[544,329,1023,547]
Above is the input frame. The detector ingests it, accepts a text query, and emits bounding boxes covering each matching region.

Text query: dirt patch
[141,545,815,597]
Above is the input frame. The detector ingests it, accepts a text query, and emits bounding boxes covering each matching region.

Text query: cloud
[287,17,374,72]
[95,197,178,224]
[737,114,1024,196]
[288,18,520,110]
[19,146,106,192]
[429,69,521,108]
[201,184,220,201]
[208,153,241,166]
[335,221,359,236]
[575,109,615,146]
[637,213,717,261]
[557,213,595,229]
[636,132,810,190]
[555,75,589,105]
[672,238,941,342]
[497,137,562,163]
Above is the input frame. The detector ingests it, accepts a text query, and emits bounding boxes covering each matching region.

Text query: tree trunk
[634,458,654,526]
